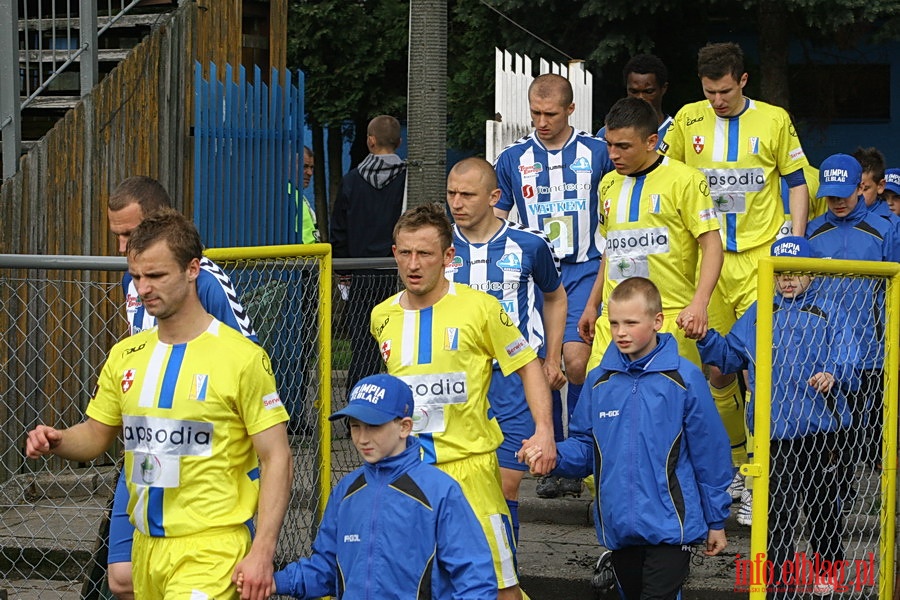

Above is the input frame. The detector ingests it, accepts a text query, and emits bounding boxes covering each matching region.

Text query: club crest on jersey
[121,369,136,393]
[649,194,661,214]
[569,157,592,174]
[444,328,459,351]
[380,339,392,363]
[522,184,535,199]
[496,253,522,272]
[748,137,760,155]
[518,163,543,178]
[189,374,208,401]
[603,197,612,217]
[692,136,705,154]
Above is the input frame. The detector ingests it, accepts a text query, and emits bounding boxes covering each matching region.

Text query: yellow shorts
[587,308,702,372]
[131,525,251,599]
[708,244,772,333]
[436,452,518,590]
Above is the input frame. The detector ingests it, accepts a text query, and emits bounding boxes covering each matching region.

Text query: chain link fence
[0,251,399,599]
[746,257,900,600]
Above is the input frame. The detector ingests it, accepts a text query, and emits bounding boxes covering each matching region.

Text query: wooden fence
[485,48,594,163]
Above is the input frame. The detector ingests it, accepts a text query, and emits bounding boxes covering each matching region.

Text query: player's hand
[518,441,547,475]
[541,358,567,391]
[808,372,835,394]
[577,306,598,345]
[677,301,709,340]
[705,528,727,556]
[25,425,62,459]
[521,429,557,476]
[232,549,275,600]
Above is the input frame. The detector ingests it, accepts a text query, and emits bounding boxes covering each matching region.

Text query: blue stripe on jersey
[726,214,738,252]
[148,487,165,536]
[419,433,437,464]
[158,344,186,409]
[629,177,645,223]
[247,467,260,481]
[727,117,739,162]
[418,308,433,364]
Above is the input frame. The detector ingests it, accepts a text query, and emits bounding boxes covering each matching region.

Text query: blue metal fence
[193,62,306,247]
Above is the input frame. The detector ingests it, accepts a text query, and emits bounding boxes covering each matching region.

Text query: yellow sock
[709,377,747,467]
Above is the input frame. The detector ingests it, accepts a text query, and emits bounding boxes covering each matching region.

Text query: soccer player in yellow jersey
[661,42,811,518]
[25,210,292,600]
[370,203,556,600]
[578,97,723,371]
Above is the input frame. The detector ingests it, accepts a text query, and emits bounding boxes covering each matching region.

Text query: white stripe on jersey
[138,342,169,408]
[615,178,636,224]
[712,118,728,163]
[401,309,416,367]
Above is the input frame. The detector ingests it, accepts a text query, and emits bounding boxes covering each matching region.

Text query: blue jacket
[807,199,897,370]
[553,334,732,551]
[274,437,495,600]
[697,281,853,440]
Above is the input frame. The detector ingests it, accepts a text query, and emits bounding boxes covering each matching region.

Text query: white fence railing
[486,48,594,163]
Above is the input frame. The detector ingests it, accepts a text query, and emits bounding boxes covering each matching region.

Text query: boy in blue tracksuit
[246,374,496,600]
[806,153,900,501]
[691,237,853,597]
[523,277,732,600]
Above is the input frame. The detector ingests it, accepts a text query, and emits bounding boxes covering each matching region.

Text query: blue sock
[507,499,520,543]
[565,383,583,433]
[551,389,564,442]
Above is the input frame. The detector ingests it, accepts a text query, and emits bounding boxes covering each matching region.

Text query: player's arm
[788,183,810,237]
[577,254,606,344]
[541,284,567,390]
[516,359,557,475]
[677,230,723,338]
[233,423,293,600]
[25,419,119,461]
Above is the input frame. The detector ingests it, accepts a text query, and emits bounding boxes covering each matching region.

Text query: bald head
[449,157,498,191]
[528,73,574,107]
[367,115,402,151]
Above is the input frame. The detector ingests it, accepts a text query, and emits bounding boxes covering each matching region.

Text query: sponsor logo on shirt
[537,182,592,195]
[401,373,467,404]
[505,337,529,357]
[122,415,213,456]
[703,168,765,193]
[789,147,806,161]
[569,157,592,174]
[262,391,283,410]
[126,294,142,309]
[519,163,543,178]
[525,199,587,216]
[522,184,535,199]
[499,300,515,315]
[699,208,718,222]
[606,227,670,255]
[496,253,522,272]
[444,328,459,351]
[658,140,670,154]
[466,280,521,292]
[380,339,392,363]
[446,256,464,274]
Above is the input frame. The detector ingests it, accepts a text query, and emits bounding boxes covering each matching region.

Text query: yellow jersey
[662,98,809,252]
[370,282,536,464]
[87,320,288,537]
[599,156,720,312]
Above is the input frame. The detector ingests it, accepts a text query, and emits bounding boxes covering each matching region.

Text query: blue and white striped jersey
[446,219,561,352]
[494,129,613,264]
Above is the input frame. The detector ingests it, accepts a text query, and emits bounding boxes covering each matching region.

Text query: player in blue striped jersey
[446,158,567,539]
[596,54,673,151]
[494,75,612,496]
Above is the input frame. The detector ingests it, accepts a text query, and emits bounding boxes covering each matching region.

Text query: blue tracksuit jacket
[697,281,854,440]
[553,334,732,551]
[273,437,495,600]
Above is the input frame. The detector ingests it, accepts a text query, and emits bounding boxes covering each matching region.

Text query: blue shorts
[562,259,600,344]
[108,470,135,564]
[489,367,534,472]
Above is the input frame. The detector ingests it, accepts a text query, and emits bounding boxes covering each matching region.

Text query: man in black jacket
[331,115,406,389]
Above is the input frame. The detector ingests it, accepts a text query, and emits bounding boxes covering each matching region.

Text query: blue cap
[885,168,900,195]
[329,374,413,425]
[771,236,812,258]
[817,154,862,199]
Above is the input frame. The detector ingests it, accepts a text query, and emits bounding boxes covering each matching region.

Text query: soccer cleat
[591,550,616,597]
[736,489,752,526]
[558,477,583,497]
[727,471,745,502]
[535,475,560,498]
